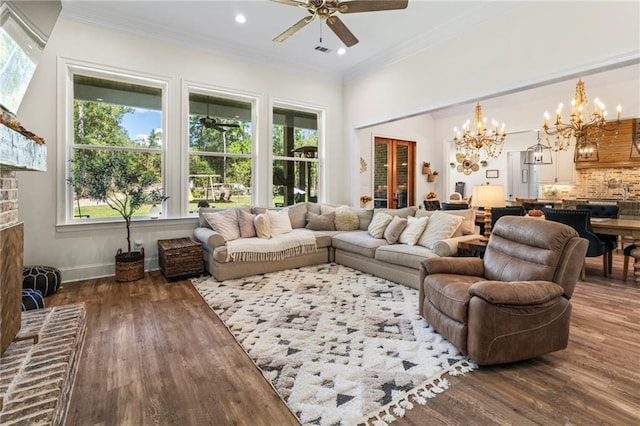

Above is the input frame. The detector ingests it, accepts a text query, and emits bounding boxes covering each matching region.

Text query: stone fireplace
[0,124,46,355]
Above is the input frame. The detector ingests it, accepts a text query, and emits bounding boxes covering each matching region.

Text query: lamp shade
[471,185,505,208]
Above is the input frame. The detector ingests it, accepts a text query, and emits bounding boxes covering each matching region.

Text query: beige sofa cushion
[375,244,440,269]
[287,203,308,228]
[254,213,271,239]
[334,206,360,231]
[202,209,241,241]
[418,211,464,249]
[398,216,428,245]
[306,212,336,230]
[267,209,293,236]
[383,216,407,244]
[375,206,417,218]
[332,231,389,258]
[416,208,476,235]
[368,212,393,238]
[238,210,256,238]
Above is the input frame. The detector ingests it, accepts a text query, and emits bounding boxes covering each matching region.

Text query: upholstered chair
[490,206,526,228]
[576,204,619,253]
[418,216,588,365]
[423,199,441,211]
[442,202,469,211]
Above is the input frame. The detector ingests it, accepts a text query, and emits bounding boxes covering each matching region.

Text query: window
[272,106,320,207]
[67,70,165,221]
[187,91,253,211]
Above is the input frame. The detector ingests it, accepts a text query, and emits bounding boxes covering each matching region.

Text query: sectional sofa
[193,202,480,289]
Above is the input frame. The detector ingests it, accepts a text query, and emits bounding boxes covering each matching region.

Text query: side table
[457,238,488,258]
[158,238,203,281]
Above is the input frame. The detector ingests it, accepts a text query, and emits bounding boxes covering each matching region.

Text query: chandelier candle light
[542,79,621,160]
[454,103,507,160]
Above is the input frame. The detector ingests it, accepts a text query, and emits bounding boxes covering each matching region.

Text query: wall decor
[360,157,367,173]
[486,169,499,179]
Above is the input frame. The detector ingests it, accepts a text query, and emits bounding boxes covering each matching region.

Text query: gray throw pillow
[383,215,408,244]
[305,211,336,231]
[238,209,256,238]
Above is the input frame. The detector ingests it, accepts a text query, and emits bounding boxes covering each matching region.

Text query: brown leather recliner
[418,216,588,365]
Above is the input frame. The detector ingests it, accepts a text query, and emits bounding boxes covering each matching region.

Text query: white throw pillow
[418,211,464,249]
[202,209,240,242]
[267,209,293,236]
[254,213,271,239]
[398,216,429,245]
[334,205,360,231]
[443,209,476,236]
[367,212,393,239]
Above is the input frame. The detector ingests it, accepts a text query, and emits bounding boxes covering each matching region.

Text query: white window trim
[269,97,326,206]
[182,81,260,216]
[56,57,171,227]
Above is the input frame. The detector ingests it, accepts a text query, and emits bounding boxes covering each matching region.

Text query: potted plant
[422,162,432,175]
[148,188,170,219]
[67,153,163,282]
[427,170,439,183]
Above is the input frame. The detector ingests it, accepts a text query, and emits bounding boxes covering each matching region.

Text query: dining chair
[523,202,548,212]
[576,204,619,268]
[442,202,469,211]
[544,208,614,279]
[490,206,526,228]
[623,244,637,281]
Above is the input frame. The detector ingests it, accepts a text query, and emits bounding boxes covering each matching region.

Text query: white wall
[16,17,345,282]
[345,1,640,206]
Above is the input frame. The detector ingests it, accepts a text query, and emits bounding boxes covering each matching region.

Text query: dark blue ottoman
[22,289,45,311]
[22,265,62,296]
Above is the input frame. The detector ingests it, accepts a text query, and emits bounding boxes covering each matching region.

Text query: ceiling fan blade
[273,16,315,43]
[326,16,358,47]
[338,0,408,14]
[270,0,307,7]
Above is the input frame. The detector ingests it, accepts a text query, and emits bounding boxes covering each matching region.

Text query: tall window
[68,72,164,220]
[188,92,253,211]
[272,106,319,207]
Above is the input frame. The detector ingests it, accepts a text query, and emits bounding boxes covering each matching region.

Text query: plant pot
[422,166,432,175]
[115,247,145,282]
[427,174,437,183]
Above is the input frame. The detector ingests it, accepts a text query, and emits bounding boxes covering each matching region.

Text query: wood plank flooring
[47,253,640,425]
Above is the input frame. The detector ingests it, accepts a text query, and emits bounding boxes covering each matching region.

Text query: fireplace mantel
[0,124,47,172]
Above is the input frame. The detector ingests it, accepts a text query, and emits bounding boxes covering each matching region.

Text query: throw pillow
[383,215,408,244]
[444,209,476,236]
[334,205,360,231]
[254,213,271,239]
[418,211,464,250]
[367,212,393,239]
[267,209,293,236]
[320,205,336,215]
[287,203,308,229]
[398,216,429,245]
[202,209,240,242]
[238,209,256,238]
[305,211,336,231]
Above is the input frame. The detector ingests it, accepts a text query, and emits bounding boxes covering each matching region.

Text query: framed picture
[486,169,499,179]
[521,169,528,183]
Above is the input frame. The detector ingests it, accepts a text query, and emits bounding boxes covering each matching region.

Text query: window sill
[56,216,199,233]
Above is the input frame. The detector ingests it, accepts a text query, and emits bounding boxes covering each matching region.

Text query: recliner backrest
[483,216,588,299]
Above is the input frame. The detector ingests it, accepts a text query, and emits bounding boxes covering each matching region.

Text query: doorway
[373,137,415,208]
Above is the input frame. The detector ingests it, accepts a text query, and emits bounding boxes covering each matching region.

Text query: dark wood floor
[48,253,640,426]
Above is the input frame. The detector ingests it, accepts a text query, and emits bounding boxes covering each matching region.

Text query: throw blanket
[226,229,317,262]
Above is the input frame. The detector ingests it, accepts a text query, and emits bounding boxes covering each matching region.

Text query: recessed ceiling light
[235,14,246,24]
[337,48,346,55]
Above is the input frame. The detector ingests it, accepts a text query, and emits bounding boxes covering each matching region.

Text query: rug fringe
[359,359,477,426]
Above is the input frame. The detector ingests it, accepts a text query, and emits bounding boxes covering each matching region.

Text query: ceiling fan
[271,0,409,47]
[199,116,240,132]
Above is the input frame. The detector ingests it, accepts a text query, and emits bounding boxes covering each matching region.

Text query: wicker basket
[115,247,145,282]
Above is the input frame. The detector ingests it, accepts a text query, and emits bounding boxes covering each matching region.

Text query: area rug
[193,264,476,425]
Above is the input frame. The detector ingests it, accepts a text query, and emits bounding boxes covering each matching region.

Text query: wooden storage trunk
[158,238,203,281]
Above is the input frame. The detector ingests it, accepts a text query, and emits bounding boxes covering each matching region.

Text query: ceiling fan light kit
[271,0,408,47]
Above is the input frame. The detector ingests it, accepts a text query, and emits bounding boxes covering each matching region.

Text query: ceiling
[60,0,514,81]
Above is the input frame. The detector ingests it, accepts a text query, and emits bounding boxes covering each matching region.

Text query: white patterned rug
[192,263,475,425]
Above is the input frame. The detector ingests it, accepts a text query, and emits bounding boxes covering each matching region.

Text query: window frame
[270,99,325,207]
[57,59,170,226]
[183,83,259,215]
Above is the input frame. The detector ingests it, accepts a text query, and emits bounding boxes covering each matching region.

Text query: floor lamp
[471,185,505,239]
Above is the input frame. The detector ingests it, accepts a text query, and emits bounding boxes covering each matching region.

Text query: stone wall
[575,168,639,199]
[0,170,18,228]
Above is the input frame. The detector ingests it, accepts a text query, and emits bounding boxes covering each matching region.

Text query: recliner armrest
[421,256,484,276]
[193,227,226,250]
[469,281,564,306]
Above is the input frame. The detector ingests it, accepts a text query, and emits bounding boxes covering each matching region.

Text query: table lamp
[471,185,505,239]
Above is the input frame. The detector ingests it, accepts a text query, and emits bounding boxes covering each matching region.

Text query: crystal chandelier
[453,103,506,169]
[542,79,621,153]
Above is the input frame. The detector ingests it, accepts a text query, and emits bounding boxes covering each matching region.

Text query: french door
[373,137,415,209]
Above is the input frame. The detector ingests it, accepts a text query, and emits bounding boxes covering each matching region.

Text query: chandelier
[453,103,506,168]
[542,79,621,154]
[524,131,553,165]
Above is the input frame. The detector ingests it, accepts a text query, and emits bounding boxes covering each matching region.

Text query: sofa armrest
[432,233,485,257]
[193,227,226,250]
[469,281,564,306]
[420,256,484,276]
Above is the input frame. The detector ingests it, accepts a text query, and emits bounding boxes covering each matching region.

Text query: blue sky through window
[121,108,162,144]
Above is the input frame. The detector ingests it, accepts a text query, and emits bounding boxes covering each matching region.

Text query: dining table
[589,218,640,284]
